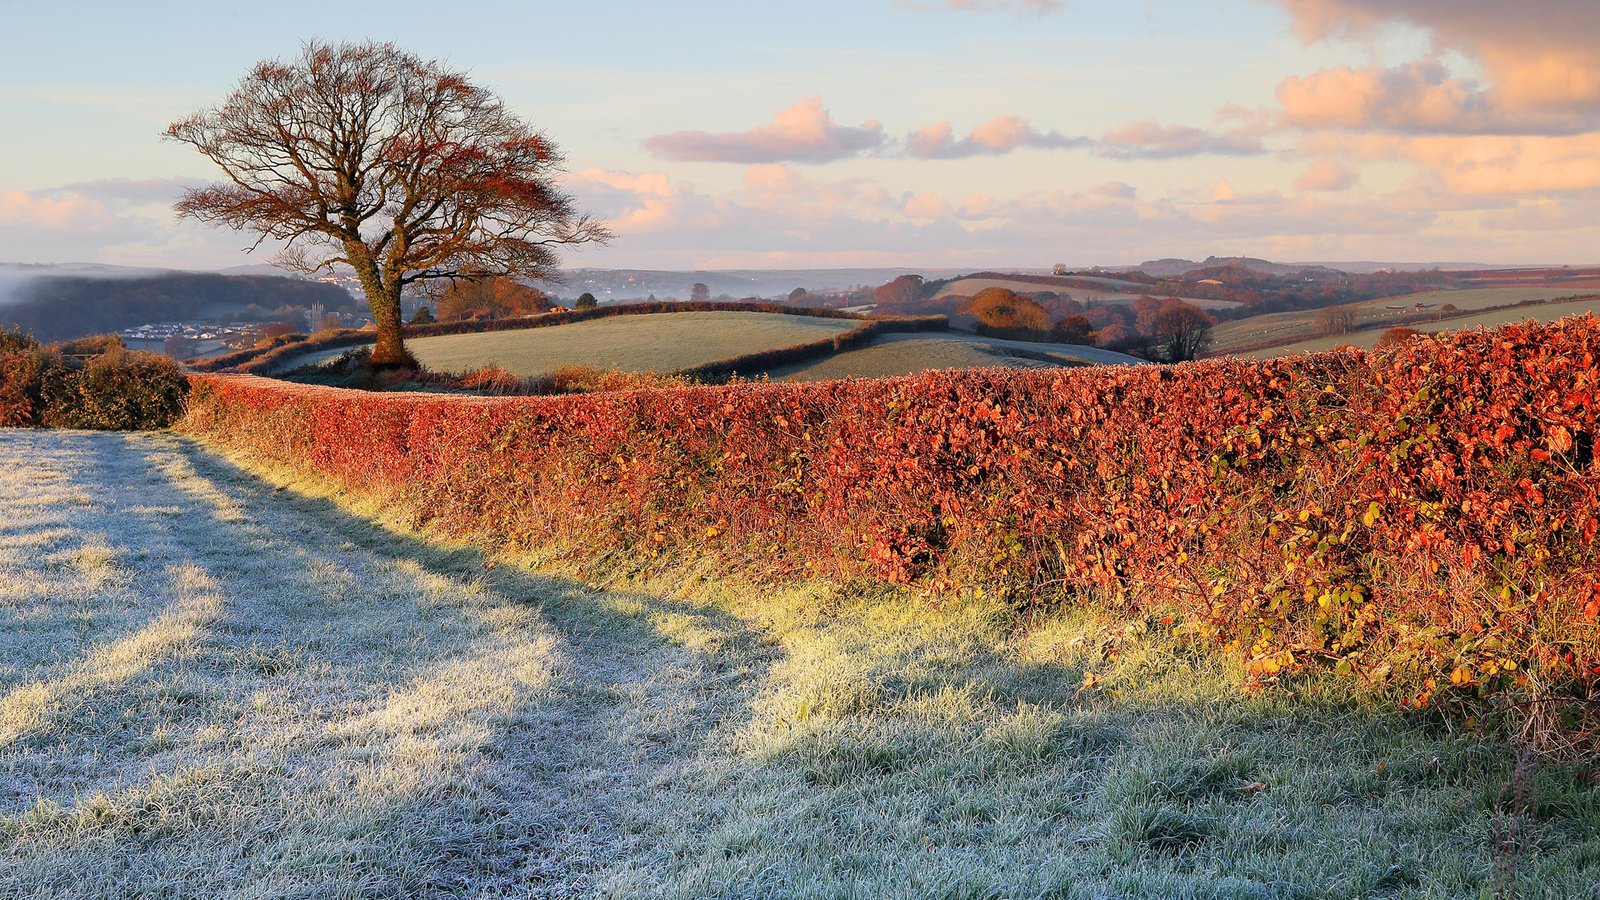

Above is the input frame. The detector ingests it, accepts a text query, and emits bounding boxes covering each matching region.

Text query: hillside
[0,270,356,343]
[272,310,862,376]
[1211,285,1600,356]
[264,307,1133,383]
[933,275,1238,310]
[764,332,1138,380]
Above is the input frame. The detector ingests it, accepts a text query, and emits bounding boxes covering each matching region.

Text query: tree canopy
[167,40,609,366]
[436,277,551,320]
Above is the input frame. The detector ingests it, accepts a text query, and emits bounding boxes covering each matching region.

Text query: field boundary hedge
[675,315,949,380]
[181,317,1600,726]
[192,301,875,375]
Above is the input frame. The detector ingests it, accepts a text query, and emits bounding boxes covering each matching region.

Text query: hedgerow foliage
[181,316,1600,715]
[1,331,188,429]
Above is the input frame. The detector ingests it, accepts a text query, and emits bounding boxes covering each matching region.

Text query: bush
[180,315,1600,729]
[1,338,188,430]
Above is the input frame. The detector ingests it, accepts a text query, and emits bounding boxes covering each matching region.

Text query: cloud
[1095,121,1266,159]
[1294,157,1359,191]
[0,189,117,233]
[56,176,200,206]
[644,97,886,164]
[1319,133,1600,195]
[907,115,1087,158]
[1273,1,1600,119]
[893,0,1063,14]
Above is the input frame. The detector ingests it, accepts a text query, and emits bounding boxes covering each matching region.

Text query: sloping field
[3,430,1594,897]
[765,332,1139,381]
[1212,286,1600,355]
[1243,296,1600,357]
[936,277,1237,310]
[273,311,859,375]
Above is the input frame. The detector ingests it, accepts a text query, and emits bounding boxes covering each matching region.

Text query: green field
[1211,286,1600,355]
[766,332,1139,381]
[273,311,860,375]
[1243,295,1600,357]
[3,429,1595,897]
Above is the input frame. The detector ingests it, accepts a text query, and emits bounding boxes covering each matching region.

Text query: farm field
[272,311,860,375]
[765,331,1139,381]
[3,430,1597,897]
[1242,295,1600,357]
[934,276,1238,310]
[1211,286,1600,355]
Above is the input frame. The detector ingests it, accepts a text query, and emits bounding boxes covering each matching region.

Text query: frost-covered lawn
[1,430,1595,898]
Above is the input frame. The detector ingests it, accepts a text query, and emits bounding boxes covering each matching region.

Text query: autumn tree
[436,276,550,320]
[1050,314,1095,345]
[873,274,925,306]
[1149,299,1214,362]
[966,288,1049,338]
[167,41,609,367]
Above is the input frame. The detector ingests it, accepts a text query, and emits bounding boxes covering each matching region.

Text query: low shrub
[180,316,1600,732]
[1,335,188,429]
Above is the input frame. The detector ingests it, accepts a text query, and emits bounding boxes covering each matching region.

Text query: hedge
[180,316,1600,714]
[1,332,188,430]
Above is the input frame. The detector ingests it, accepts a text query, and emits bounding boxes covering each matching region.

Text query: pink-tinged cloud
[1294,157,1359,191]
[644,97,885,164]
[1096,121,1265,159]
[564,168,730,233]
[1273,1,1600,117]
[1326,134,1600,195]
[0,189,115,232]
[894,0,1063,14]
[907,115,1087,158]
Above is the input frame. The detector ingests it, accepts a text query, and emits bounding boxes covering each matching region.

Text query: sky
[2,0,1599,271]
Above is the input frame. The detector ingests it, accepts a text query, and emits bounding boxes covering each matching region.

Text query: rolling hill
[1210,285,1600,356]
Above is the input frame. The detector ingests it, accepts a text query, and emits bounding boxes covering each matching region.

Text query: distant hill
[0,268,357,342]
[1125,256,1347,279]
[542,267,973,302]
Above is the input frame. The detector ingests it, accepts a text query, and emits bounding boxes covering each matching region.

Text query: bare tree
[1150,300,1214,362]
[167,41,610,367]
[1313,304,1356,337]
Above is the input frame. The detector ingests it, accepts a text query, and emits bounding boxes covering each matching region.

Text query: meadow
[766,331,1137,380]
[271,311,861,376]
[1210,286,1600,356]
[3,429,1595,898]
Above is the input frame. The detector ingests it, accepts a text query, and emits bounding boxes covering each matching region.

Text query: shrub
[0,338,187,430]
[180,316,1600,729]
[1375,327,1425,348]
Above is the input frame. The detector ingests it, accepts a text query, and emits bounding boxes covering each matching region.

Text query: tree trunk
[349,248,417,369]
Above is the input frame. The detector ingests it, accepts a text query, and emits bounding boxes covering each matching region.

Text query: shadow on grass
[5,429,1593,899]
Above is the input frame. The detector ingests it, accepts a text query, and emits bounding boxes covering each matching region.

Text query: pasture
[1240,295,1600,357]
[274,311,860,376]
[1210,286,1600,355]
[2,429,1596,897]
[765,332,1138,380]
